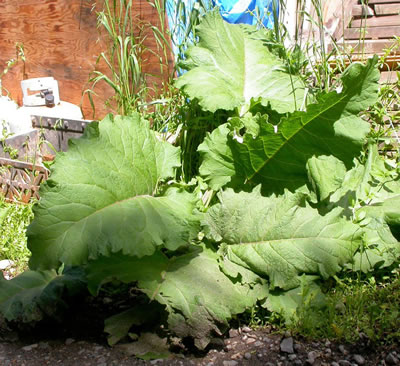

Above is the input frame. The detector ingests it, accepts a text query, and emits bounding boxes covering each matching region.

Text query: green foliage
[1,11,400,352]
[285,269,400,344]
[0,200,33,273]
[176,9,306,115]
[0,267,86,323]
[28,114,198,270]
[198,56,379,194]
[84,0,147,117]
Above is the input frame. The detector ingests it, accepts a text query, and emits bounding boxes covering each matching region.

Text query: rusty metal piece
[0,158,49,203]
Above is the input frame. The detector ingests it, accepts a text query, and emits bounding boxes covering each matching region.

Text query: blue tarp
[166,0,279,62]
[212,0,278,28]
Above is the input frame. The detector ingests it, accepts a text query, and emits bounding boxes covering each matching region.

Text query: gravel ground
[1,325,399,366]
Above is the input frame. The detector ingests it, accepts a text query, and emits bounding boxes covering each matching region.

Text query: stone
[245,338,255,345]
[353,354,365,365]
[254,341,263,347]
[331,363,340,366]
[386,353,400,365]
[223,361,238,366]
[280,337,294,354]
[231,352,241,360]
[65,338,75,345]
[0,260,14,270]
[338,360,352,366]
[288,354,297,361]
[241,326,252,333]
[150,360,162,365]
[228,329,239,338]
[294,343,302,352]
[22,344,38,351]
[339,345,347,355]
[307,351,319,365]
[244,352,251,360]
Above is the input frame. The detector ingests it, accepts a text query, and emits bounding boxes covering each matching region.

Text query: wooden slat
[344,25,400,38]
[330,39,400,55]
[351,14,400,27]
[380,70,399,83]
[365,0,400,4]
[375,4,400,15]
[352,4,375,17]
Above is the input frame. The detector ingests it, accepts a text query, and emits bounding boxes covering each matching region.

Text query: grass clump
[0,200,33,274]
[281,267,400,345]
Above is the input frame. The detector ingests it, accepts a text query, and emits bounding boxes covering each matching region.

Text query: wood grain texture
[352,4,375,17]
[375,3,400,15]
[351,14,400,27]
[344,25,400,38]
[364,0,400,4]
[330,39,399,54]
[0,0,173,120]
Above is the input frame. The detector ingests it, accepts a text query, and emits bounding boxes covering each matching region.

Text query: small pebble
[229,329,239,338]
[22,344,38,351]
[242,326,252,333]
[353,354,365,365]
[245,338,255,345]
[288,354,297,361]
[386,353,400,365]
[280,337,294,354]
[339,345,347,355]
[254,341,263,347]
[338,360,352,366]
[244,352,251,360]
[307,351,319,365]
[65,338,75,345]
[223,361,238,366]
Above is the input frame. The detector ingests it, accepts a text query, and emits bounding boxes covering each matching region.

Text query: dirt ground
[1,318,399,366]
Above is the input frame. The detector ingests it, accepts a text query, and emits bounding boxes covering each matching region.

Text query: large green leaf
[204,187,362,290]
[0,267,86,322]
[176,9,305,114]
[87,246,266,349]
[198,124,235,191]
[265,275,326,323]
[306,146,400,272]
[198,57,379,193]
[28,114,200,270]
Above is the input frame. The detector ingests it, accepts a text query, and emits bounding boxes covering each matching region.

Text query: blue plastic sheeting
[212,0,278,28]
[165,0,278,62]
[165,0,212,62]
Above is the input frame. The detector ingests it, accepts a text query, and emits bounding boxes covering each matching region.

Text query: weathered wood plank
[364,0,400,4]
[352,4,375,17]
[380,70,399,83]
[375,4,400,15]
[330,39,400,54]
[351,14,400,27]
[344,25,400,38]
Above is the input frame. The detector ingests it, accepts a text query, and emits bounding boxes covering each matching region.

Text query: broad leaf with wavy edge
[204,187,362,290]
[176,9,305,114]
[86,246,267,349]
[0,267,86,323]
[198,57,379,193]
[309,147,400,272]
[28,114,200,270]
